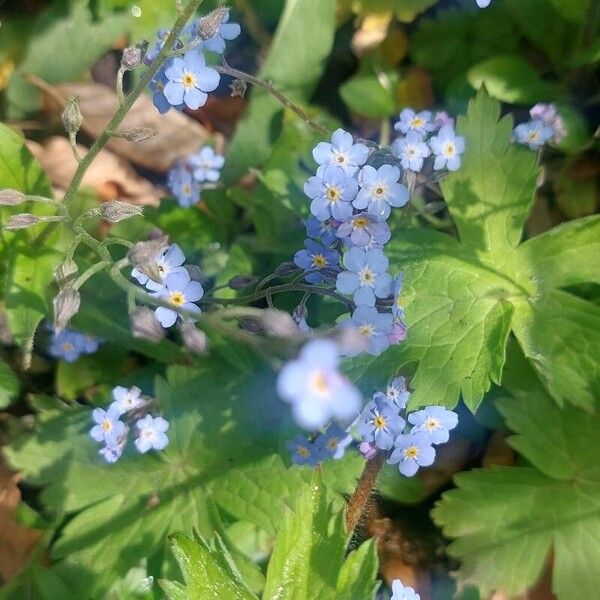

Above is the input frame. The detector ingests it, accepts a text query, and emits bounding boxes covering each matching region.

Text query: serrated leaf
[335,539,379,600]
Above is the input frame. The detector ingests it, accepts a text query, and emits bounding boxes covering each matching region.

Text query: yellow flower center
[61,342,74,352]
[527,131,539,142]
[326,186,340,202]
[406,147,416,157]
[404,445,419,459]
[102,419,113,433]
[425,418,440,431]
[327,438,339,450]
[443,142,456,157]
[310,370,330,396]
[182,72,196,88]
[353,217,368,228]
[410,117,425,128]
[297,446,310,458]
[359,324,374,337]
[182,184,192,195]
[312,254,327,268]
[169,291,186,306]
[373,415,387,430]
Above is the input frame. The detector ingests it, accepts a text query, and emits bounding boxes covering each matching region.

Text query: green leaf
[0,359,19,408]
[223,0,336,183]
[335,539,379,600]
[432,344,600,599]
[340,69,399,118]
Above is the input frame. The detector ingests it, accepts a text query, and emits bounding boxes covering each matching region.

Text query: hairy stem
[345,452,384,532]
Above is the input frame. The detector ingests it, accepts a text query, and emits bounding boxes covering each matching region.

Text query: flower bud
[62,96,83,136]
[130,307,165,342]
[230,79,247,98]
[228,275,257,290]
[359,442,378,460]
[197,7,228,40]
[388,321,407,345]
[180,322,208,354]
[0,189,25,206]
[5,213,41,230]
[53,287,81,333]
[121,42,148,70]
[261,309,298,338]
[100,201,143,223]
[120,127,157,142]
[128,236,169,281]
[55,259,78,286]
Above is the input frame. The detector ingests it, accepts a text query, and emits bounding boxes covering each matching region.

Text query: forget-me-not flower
[312,128,369,175]
[188,146,224,182]
[391,580,421,600]
[513,119,554,150]
[304,165,358,221]
[429,125,465,171]
[336,213,391,248]
[529,103,566,143]
[170,168,201,208]
[408,406,458,444]
[135,415,169,453]
[394,108,435,137]
[315,424,353,460]
[388,430,436,476]
[132,243,187,291]
[110,386,144,416]
[294,239,340,284]
[90,406,126,444]
[150,69,182,114]
[392,273,405,320]
[49,329,99,362]
[392,132,431,172]
[152,270,204,328]
[342,306,394,357]
[354,164,409,220]
[200,11,241,54]
[374,376,410,410]
[99,442,125,464]
[357,397,405,450]
[286,434,325,467]
[305,216,338,246]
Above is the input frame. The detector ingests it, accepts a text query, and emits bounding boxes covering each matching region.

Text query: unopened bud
[130,307,165,342]
[180,322,208,354]
[121,41,148,70]
[275,261,298,276]
[100,201,143,223]
[62,96,83,136]
[230,79,247,98]
[404,169,417,192]
[119,127,157,142]
[55,259,78,286]
[5,213,41,230]
[53,287,81,332]
[241,317,262,334]
[197,7,228,40]
[228,275,257,290]
[261,309,298,338]
[0,189,25,206]
[128,235,169,281]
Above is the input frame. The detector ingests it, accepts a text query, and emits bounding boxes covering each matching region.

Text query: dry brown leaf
[351,12,393,56]
[27,136,162,205]
[35,78,224,172]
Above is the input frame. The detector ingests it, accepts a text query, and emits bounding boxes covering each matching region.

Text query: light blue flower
[429,125,465,171]
[90,406,126,444]
[312,128,369,175]
[391,579,421,600]
[336,247,392,307]
[109,386,144,416]
[434,111,454,129]
[201,11,241,54]
[388,431,436,476]
[315,424,353,460]
[135,415,169,453]
[132,243,187,291]
[145,29,183,64]
[164,50,220,110]
[305,216,338,246]
[374,376,410,410]
[530,103,565,143]
[152,270,204,328]
[357,397,405,450]
[304,165,358,222]
[150,69,182,114]
[48,329,99,362]
[408,406,458,444]
[513,119,554,150]
[169,167,201,208]
[336,213,391,248]
[188,146,224,182]
[392,132,431,172]
[294,239,340,284]
[354,164,409,220]
[286,434,325,467]
[392,273,405,320]
[394,108,435,137]
[342,306,394,357]
[99,441,125,464]
[277,339,361,430]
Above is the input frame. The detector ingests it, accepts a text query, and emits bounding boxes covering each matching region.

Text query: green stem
[73,260,111,289]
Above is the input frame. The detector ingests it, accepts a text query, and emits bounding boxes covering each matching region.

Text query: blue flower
[388,431,436,476]
[392,273,405,320]
[529,103,565,143]
[429,125,465,171]
[277,339,361,430]
[391,579,421,600]
[434,111,454,129]
[109,386,144,416]
[163,50,220,110]
[408,406,458,444]
[294,239,340,284]
[150,69,182,114]
[305,216,338,246]
[354,165,409,220]
[48,329,99,362]
[374,376,410,410]
[513,119,554,150]
[132,243,187,291]
[315,424,353,460]
[152,270,204,328]
[336,247,392,307]
[304,165,358,221]
[145,29,182,64]
[99,441,125,464]
[342,306,394,357]
[286,434,325,467]
[169,167,201,208]
[392,132,431,172]
[134,415,169,453]
[394,108,435,137]
[388,320,407,345]
[357,397,405,450]
[201,11,241,54]
[188,146,224,182]
[312,128,369,175]
[90,406,126,444]
[336,213,391,248]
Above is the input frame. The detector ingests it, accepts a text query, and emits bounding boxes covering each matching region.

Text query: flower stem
[345,451,384,533]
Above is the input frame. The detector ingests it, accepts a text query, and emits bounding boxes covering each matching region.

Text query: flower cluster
[48,327,99,363]
[286,424,352,467]
[513,103,566,150]
[131,243,204,328]
[167,145,225,208]
[89,386,169,463]
[148,10,240,114]
[357,377,457,476]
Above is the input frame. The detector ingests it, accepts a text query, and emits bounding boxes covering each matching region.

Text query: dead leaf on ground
[27,136,162,205]
[33,77,224,172]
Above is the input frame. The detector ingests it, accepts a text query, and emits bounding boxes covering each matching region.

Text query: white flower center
[373,184,387,197]
[334,152,347,165]
[443,142,456,157]
[358,266,375,287]
[358,323,375,337]
[425,417,440,431]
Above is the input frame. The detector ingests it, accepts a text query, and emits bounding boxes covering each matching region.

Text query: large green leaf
[432,344,600,599]
[347,90,600,411]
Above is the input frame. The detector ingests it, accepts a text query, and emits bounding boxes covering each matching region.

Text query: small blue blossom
[286,434,325,467]
[131,243,187,291]
[200,11,241,54]
[163,50,220,110]
[336,247,392,307]
[343,306,394,357]
[188,146,224,182]
[392,132,431,172]
[315,424,353,460]
[145,29,183,64]
[90,406,126,444]
[388,431,436,476]
[277,339,361,430]
[392,273,405,320]
[149,69,183,114]
[388,320,407,345]
[408,406,458,444]
[434,111,454,129]
[429,125,465,171]
[304,165,358,222]
[294,239,340,284]
[391,579,421,600]
[170,168,201,208]
[394,108,435,137]
[48,329,99,362]
[476,0,492,6]
[357,397,405,450]
[354,164,409,220]
[513,118,554,150]
[529,103,565,143]
[99,441,125,464]
[109,386,144,416]
[152,270,204,328]
[336,214,391,248]
[374,376,410,410]
[305,216,338,246]
[134,415,169,453]
[312,128,369,175]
